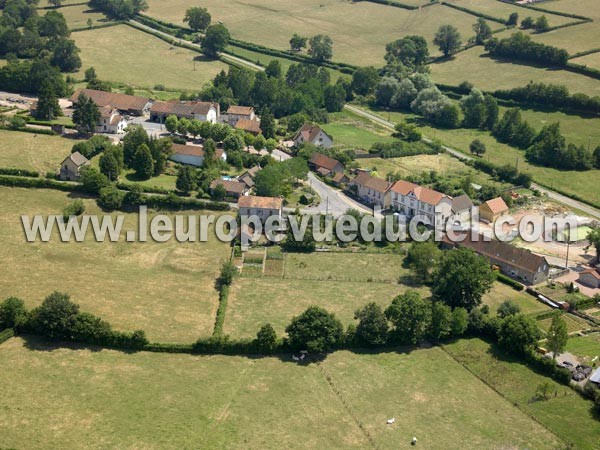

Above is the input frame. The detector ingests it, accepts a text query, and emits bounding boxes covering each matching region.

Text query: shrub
[62,199,85,219]
[496,272,525,290]
[98,186,124,210]
[0,297,27,330]
[0,167,39,177]
[256,323,278,352]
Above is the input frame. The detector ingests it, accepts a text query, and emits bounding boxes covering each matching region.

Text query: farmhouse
[210,179,248,199]
[309,152,344,176]
[578,268,600,289]
[70,89,151,116]
[390,180,452,229]
[443,232,550,285]
[480,197,509,223]
[239,165,261,189]
[238,195,283,223]
[226,105,256,126]
[96,105,128,134]
[452,194,475,221]
[235,118,262,136]
[169,143,226,167]
[294,123,333,149]
[149,100,220,123]
[348,171,392,208]
[60,151,89,181]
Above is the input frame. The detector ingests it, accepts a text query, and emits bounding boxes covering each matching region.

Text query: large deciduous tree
[285,306,343,352]
[433,24,462,57]
[308,34,333,62]
[184,7,211,32]
[432,248,495,310]
[385,290,431,345]
[201,24,230,58]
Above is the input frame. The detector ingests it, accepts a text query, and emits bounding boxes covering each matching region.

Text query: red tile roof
[227,105,254,116]
[309,152,343,171]
[150,100,217,116]
[390,180,447,205]
[210,179,247,194]
[483,197,509,214]
[294,123,332,143]
[352,171,392,193]
[171,143,224,159]
[238,195,282,210]
[70,89,150,113]
[235,118,262,134]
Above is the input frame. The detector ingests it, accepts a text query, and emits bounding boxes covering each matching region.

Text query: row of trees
[199,62,348,121]
[288,33,334,62]
[485,32,569,67]
[0,292,148,349]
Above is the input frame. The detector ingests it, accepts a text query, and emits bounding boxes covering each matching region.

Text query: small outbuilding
[60,151,90,181]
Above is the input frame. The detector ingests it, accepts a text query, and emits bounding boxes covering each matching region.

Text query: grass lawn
[321,110,395,150]
[225,277,430,338]
[430,46,600,96]
[482,282,551,316]
[123,169,178,191]
[72,25,229,91]
[0,187,231,343]
[145,0,483,66]
[444,338,600,449]
[284,252,409,283]
[0,129,74,173]
[565,332,600,361]
[0,337,566,449]
[366,107,600,207]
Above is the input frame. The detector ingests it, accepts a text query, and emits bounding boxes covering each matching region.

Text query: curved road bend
[344,105,600,220]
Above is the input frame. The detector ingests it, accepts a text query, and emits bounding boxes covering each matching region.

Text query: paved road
[304,172,374,217]
[128,20,264,72]
[344,104,600,220]
[271,148,373,217]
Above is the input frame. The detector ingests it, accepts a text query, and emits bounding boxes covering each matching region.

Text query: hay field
[72,25,228,91]
[0,187,231,342]
[145,0,483,65]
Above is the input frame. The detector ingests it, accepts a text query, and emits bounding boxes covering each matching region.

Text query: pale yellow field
[0,187,231,343]
[72,25,229,91]
[145,0,485,65]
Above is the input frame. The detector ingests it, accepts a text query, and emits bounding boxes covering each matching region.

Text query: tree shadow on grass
[20,334,138,355]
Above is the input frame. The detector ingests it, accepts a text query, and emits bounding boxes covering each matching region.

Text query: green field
[571,51,600,70]
[367,107,600,207]
[145,0,483,66]
[444,338,600,449]
[284,252,409,283]
[72,25,229,91]
[533,0,600,54]
[482,282,551,316]
[565,332,600,361]
[321,110,395,150]
[0,187,231,343]
[0,337,566,449]
[55,3,108,29]
[445,0,573,26]
[225,277,429,338]
[430,45,600,96]
[0,129,74,173]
